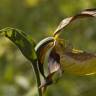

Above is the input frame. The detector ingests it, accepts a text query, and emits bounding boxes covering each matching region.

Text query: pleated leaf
[0,27,37,63]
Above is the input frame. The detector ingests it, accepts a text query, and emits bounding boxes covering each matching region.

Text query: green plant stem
[32,60,42,96]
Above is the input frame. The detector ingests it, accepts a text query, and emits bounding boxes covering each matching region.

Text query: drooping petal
[48,47,60,74]
[53,9,96,37]
[35,37,54,78]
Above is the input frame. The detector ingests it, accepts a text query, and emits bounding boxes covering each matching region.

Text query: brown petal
[53,9,96,37]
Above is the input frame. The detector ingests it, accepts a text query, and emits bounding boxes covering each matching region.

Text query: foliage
[1,1,96,96]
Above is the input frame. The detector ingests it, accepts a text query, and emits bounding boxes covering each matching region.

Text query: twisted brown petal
[53,9,96,37]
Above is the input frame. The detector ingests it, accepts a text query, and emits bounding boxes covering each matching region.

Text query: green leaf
[0,27,37,63]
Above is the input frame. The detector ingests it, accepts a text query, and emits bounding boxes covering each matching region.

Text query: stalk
[32,60,42,96]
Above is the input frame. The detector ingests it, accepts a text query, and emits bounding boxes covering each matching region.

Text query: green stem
[32,60,42,96]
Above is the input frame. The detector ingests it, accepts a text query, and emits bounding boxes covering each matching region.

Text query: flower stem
[32,60,42,96]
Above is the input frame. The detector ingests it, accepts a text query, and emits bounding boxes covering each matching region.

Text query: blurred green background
[0,0,96,96]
